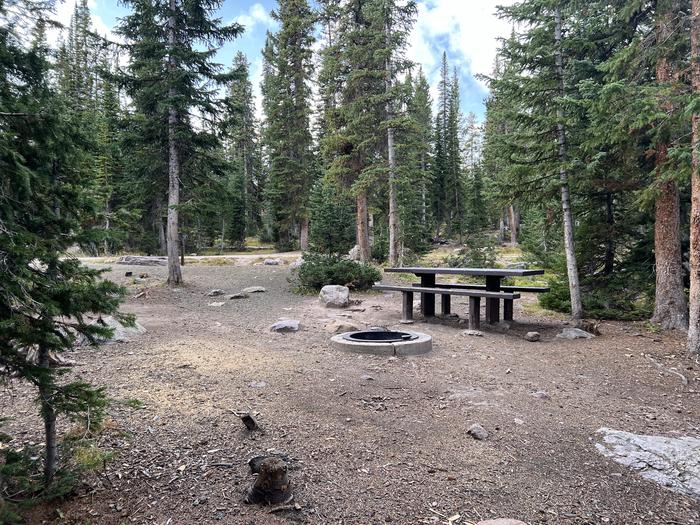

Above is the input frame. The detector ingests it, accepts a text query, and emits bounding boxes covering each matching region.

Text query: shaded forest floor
[4,261,700,524]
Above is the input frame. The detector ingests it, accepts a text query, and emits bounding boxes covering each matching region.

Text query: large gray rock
[74,315,147,345]
[595,427,700,500]
[115,255,166,266]
[319,285,350,308]
[557,327,595,339]
[207,289,225,297]
[270,319,300,333]
[228,292,249,300]
[348,245,361,261]
[242,286,267,294]
[264,258,282,266]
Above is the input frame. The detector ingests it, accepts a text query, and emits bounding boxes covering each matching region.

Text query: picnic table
[378,267,546,326]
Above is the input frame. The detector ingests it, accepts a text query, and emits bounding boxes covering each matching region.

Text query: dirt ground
[3,261,700,525]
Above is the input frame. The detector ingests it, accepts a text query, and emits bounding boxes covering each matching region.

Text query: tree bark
[689,0,700,354]
[554,4,583,321]
[508,205,518,245]
[604,192,615,275]
[166,0,182,284]
[356,191,370,263]
[299,217,309,251]
[38,346,57,486]
[386,17,400,267]
[652,1,688,330]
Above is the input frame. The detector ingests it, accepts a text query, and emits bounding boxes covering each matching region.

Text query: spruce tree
[117,0,242,283]
[262,0,316,251]
[1,1,127,485]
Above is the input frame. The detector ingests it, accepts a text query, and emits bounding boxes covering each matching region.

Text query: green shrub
[294,253,381,291]
[539,273,653,320]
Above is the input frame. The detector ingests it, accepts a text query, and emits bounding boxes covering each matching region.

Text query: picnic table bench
[374,267,547,327]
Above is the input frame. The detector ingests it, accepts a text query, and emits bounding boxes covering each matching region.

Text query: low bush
[294,253,381,291]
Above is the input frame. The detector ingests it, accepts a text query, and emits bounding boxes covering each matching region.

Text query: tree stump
[245,457,293,505]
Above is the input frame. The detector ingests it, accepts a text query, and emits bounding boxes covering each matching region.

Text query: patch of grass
[642,320,661,334]
[185,257,235,266]
[70,445,115,472]
[122,398,145,410]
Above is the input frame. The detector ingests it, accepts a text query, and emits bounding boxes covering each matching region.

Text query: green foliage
[262,0,317,250]
[294,254,381,291]
[308,179,356,255]
[442,233,497,268]
[540,274,654,321]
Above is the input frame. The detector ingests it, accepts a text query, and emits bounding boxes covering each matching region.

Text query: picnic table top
[384,267,545,278]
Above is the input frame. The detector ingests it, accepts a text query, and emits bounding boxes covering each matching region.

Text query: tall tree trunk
[299,217,309,251]
[604,192,615,275]
[356,192,370,263]
[690,0,700,354]
[156,199,166,255]
[652,1,688,330]
[386,18,400,267]
[508,205,518,245]
[420,152,427,227]
[554,4,583,321]
[166,0,182,284]
[38,346,57,486]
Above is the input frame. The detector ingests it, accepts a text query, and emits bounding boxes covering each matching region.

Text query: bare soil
[3,261,700,525]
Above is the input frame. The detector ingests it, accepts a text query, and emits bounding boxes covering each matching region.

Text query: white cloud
[234,2,275,33]
[407,0,518,107]
[47,0,118,46]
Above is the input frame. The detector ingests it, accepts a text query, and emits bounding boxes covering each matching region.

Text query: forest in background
[4,0,700,347]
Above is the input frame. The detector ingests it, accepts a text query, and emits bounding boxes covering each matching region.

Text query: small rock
[228,292,249,299]
[208,301,225,307]
[264,258,282,266]
[249,381,267,389]
[207,289,225,297]
[463,329,484,337]
[514,418,525,425]
[270,319,300,333]
[467,423,489,440]
[524,331,541,342]
[125,271,133,277]
[557,327,595,339]
[324,320,362,334]
[361,374,375,381]
[476,518,527,525]
[319,285,350,308]
[531,390,550,400]
[242,286,267,294]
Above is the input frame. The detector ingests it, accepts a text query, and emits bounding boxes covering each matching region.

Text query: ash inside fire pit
[342,330,418,343]
[331,330,432,356]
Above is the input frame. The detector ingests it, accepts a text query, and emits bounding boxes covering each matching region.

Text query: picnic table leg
[469,296,481,329]
[402,291,414,322]
[485,276,501,324]
[441,294,451,316]
[419,273,436,317]
[503,299,513,321]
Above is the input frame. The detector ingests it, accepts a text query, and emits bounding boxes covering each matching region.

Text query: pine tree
[262,0,316,251]
[0,1,127,485]
[431,52,450,239]
[117,0,242,282]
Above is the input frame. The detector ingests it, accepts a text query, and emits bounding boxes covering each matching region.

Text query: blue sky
[56,0,516,120]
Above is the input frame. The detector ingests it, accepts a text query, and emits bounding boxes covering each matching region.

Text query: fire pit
[331,330,432,356]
